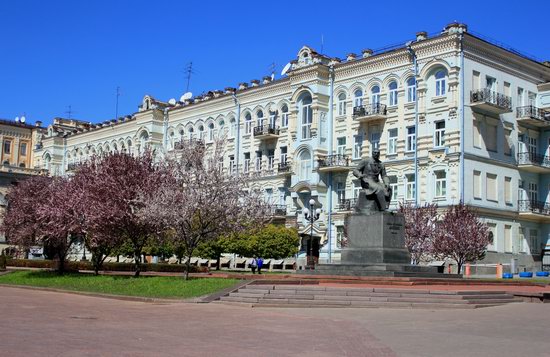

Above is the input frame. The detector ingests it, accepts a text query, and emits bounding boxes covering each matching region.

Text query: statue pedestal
[341,212,410,264]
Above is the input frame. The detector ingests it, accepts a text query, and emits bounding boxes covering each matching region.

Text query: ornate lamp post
[303,198,321,270]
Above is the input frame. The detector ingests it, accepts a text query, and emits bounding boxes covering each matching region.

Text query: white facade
[35,23,550,271]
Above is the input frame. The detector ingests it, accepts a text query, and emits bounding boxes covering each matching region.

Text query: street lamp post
[303,198,321,270]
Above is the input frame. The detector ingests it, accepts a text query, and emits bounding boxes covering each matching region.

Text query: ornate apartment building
[33,22,550,271]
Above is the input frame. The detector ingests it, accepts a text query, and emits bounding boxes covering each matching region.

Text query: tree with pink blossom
[139,140,270,279]
[399,202,439,264]
[432,202,491,274]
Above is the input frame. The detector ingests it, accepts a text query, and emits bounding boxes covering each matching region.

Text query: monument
[302,150,454,277]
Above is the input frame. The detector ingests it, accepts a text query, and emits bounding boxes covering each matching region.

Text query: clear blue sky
[1,0,549,125]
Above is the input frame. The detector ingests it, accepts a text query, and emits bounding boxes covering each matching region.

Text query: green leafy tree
[231,225,300,259]
[195,236,232,270]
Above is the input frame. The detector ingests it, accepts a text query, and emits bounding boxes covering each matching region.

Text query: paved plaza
[1,286,549,356]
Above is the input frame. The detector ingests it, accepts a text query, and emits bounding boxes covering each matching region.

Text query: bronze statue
[352,149,392,212]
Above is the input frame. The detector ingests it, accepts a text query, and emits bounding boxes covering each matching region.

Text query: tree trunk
[134,250,141,277]
[184,259,191,280]
[216,255,221,270]
[57,257,65,275]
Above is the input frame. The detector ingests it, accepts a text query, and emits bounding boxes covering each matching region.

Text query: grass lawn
[0,271,239,299]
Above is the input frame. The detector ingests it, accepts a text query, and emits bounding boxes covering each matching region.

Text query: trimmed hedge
[6,259,207,273]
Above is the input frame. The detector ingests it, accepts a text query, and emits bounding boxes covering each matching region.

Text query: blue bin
[502,273,513,279]
[519,272,533,278]
[535,271,549,277]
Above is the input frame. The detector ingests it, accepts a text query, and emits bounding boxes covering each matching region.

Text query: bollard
[496,263,503,279]
[465,263,471,277]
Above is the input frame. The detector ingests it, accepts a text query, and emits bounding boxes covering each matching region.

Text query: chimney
[238,82,248,90]
[251,79,260,87]
[416,31,428,41]
[445,22,468,34]
[35,121,42,127]
[262,76,272,85]
[225,87,236,94]
[361,49,373,58]
[346,53,357,61]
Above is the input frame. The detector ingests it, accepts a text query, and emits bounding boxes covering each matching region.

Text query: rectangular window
[505,177,512,204]
[472,71,480,90]
[486,122,497,152]
[338,96,346,116]
[529,182,538,203]
[245,119,252,135]
[337,137,346,156]
[517,87,524,107]
[389,176,398,201]
[20,143,27,156]
[301,104,312,139]
[267,150,275,170]
[243,152,250,173]
[434,170,446,198]
[473,120,481,148]
[504,129,512,156]
[336,181,346,205]
[336,226,345,248]
[388,129,398,155]
[389,88,398,106]
[265,188,273,204]
[504,82,511,97]
[434,121,445,147]
[3,140,11,155]
[353,135,363,159]
[473,170,482,199]
[405,174,415,201]
[280,146,287,165]
[436,76,446,96]
[528,136,537,156]
[255,151,262,172]
[370,132,380,152]
[406,127,416,152]
[487,223,497,251]
[407,80,416,103]
[530,229,539,254]
[504,225,512,253]
[278,188,286,205]
[486,76,496,91]
[229,155,235,175]
[281,112,289,128]
[486,173,498,202]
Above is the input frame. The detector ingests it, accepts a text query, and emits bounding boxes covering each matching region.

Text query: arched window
[407,78,416,102]
[298,150,311,181]
[198,125,205,141]
[229,117,236,138]
[188,127,194,140]
[353,89,363,108]
[281,105,289,128]
[338,93,347,116]
[44,153,51,170]
[256,110,264,127]
[245,113,252,134]
[371,86,380,106]
[207,123,215,142]
[167,129,175,150]
[139,132,148,153]
[435,70,447,96]
[218,120,225,137]
[388,81,398,106]
[126,140,132,155]
[298,94,313,140]
[269,110,276,128]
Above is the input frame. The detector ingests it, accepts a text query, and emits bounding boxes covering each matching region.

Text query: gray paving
[0,286,549,356]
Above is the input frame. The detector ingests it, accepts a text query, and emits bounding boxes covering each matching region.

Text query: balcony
[66,162,81,172]
[174,138,204,150]
[337,198,357,211]
[253,124,280,140]
[352,103,387,122]
[518,200,550,219]
[277,161,292,175]
[516,106,550,127]
[317,154,350,172]
[517,152,550,173]
[470,88,512,115]
[270,204,288,217]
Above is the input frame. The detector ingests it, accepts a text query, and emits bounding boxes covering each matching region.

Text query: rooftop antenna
[269,62,276,80]
[65,105,75,119]
[184,62,195,92]
[281,62,292,76]
[115,86,122,119]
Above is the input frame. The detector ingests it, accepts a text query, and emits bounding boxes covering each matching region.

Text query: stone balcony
[352,103,387,123]
[317,154,350,173]
[516,106,550,127]
[270,204,288,217]
[517,152,550,173]
[277,161,292,176]
[518,200,550,219]
[470,88,512,115]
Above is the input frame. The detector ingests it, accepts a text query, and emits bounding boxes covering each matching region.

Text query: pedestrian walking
[256,257,264,274]
[249,257,257,274]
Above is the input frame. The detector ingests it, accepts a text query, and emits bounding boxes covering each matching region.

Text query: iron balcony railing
[518,200,550,215]
[253,124,280,137]
[470,88,512,110]
[318,154,349,168]
[277,161,292,174]
[352,103,387,119]
[516,106,550,121]
[337,198,357,211]
[67,162,81,172]
[517,152,550,168]
[270,204,288,216]
[174,138,204,150]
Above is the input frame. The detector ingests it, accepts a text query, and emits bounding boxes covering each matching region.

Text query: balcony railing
[270,204,287,216]
[67,162,81,172]
[517,152,550,168]
[174,138,204,150]
[253,124,280,137]
[516,106,550,127]
[337,198,357,211]
[518,200,550,215]
[317,154,350,171]
[470,88,512,112]
[352,103,387,120]
[277,161,292,174]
